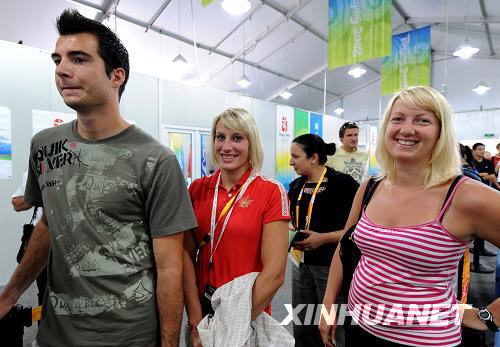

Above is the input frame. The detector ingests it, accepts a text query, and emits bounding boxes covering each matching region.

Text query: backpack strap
[29,207,39,225]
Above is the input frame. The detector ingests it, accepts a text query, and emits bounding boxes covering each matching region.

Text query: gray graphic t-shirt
[25,120,197,347]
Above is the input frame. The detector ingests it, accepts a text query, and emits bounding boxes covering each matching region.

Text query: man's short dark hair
[339,121,358,138]
[56,9,130,99]
[472,142,485,151]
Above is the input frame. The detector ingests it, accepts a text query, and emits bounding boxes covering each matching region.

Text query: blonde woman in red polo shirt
[183,108,290,346]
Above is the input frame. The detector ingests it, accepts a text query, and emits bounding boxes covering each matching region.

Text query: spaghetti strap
[437,175,469,222]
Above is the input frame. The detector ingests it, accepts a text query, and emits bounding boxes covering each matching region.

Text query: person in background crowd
[183,108,289,347]
[460,144,482,182]
[0,10,197,347]
[493,143,500,175]
[320,86,500,347]
[289,134,358,346]
[472,142,500,190]
[326,121,369,184]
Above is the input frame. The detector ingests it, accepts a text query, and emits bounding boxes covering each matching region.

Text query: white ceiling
[1,0,499,120]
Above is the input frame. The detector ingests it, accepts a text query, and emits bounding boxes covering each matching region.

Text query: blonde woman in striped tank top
[319,86,500,347]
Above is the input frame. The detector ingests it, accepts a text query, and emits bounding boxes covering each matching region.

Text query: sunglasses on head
[342,121,357,129]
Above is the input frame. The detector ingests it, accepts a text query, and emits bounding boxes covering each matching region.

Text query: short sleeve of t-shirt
[25,138,43,207]
[262,180,290,225]
[145,155,198,237]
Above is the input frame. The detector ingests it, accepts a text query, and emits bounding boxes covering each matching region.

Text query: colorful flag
[310,113,323,138]
[275,105,294,190]
[328,0,392,69]
[294,109,309,137]
[381,26,431,95]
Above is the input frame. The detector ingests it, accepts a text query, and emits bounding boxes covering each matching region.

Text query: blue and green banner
[310,113,323,138]
[328,0,392,69]
[294,109,309,137]
[381,26,431,95]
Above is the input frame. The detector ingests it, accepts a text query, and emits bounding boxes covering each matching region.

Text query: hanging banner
[276,105,294,190]
[32,109,76,135]
[328,0,392,69]
[310,113,323,138]
[381,26,431,95]
[0,106,12,180]
[294,109,309,137]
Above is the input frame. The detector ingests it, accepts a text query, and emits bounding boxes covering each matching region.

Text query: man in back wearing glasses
[326,121,368,184]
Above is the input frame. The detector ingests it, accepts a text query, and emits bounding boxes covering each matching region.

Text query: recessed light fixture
[472,81,490,95]
[348,64,366,78]
[221,0,251,15]
[453,39,480,59]
[237,74,252,88]
[280,90,292,100]
[334,107,344,115]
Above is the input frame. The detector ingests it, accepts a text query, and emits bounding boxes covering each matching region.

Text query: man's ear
[111,68,126,89]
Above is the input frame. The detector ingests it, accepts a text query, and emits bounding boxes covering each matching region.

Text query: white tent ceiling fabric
[0,0,499,120]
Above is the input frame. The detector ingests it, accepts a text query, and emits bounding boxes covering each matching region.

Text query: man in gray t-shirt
[0,9,197,347]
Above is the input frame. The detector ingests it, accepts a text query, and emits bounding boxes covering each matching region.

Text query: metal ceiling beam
[478,0,496,56]
[68,0,336,97]
[95,0,118,23]
[392,0,416,31]
[267,65,341,101]
[255,28,307,65]
[199,0,313,86]
[208,3,265,55]
[261,0,379,76]
[432,23,500,36]
[261,0,324,41]
[145,0,173,32]
[407,16,500,25]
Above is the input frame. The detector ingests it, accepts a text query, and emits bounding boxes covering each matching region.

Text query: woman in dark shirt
[289,133,359,346]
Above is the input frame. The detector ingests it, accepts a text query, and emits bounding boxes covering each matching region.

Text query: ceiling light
[472,81,490,95]
[452,39,480,59]
[334,107,344,115]
[221,0,251,15]
[280,90,292,100]
[237,74,252,88]
[172,53,188,66]
[348,64,366,78]
[169,54,190,80]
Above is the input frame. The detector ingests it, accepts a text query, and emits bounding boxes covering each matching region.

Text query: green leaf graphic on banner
[201,0,215,6]
[328,0,392,69]
[381,26,431,95]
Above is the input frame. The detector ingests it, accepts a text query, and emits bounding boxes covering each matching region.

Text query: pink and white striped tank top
[348,177,470,347]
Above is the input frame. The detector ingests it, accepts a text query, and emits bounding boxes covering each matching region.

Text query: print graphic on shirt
[239,196,254,208]
[343,158,364,182]
[303,186,327,194]
[33,139,86,178]
[50,274,154,315]
[42,142,155,315]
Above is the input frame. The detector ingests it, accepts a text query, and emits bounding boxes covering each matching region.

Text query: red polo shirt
[188,168,290,311]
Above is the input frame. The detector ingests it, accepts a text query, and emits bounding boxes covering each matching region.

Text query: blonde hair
[211,108,263,173]
[376,86,461,188]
